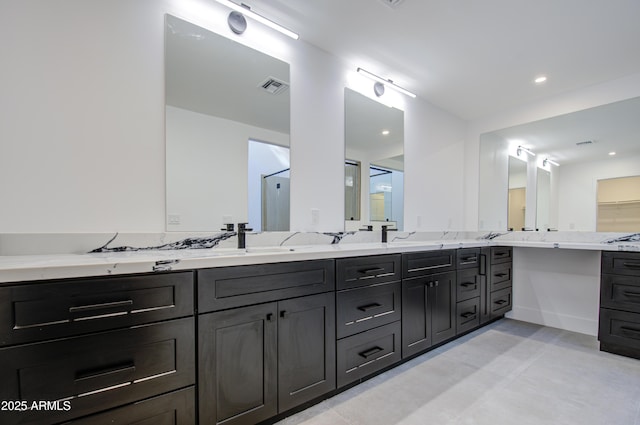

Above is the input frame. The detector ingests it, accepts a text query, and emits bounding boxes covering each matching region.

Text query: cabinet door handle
[461,312,477,319]
[266,313,274,322]
[358,267,386,275]
[623,262,640,269]
[494,299,508,305]
[494,273,508,278]
[433,280,439,287]
[358,303,382,312]
[75,362,135,382]
[69,300,133,314]
[479,254,487,276]
[460,282,476,288]
[620,326,640,338]
[359,346,384,359]
[280,310,289,319]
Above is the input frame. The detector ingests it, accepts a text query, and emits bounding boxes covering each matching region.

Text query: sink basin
[245,246,297,254]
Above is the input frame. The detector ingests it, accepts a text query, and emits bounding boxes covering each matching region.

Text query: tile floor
[275,319,640,425]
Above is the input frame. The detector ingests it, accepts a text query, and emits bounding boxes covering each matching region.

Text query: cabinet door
[430,271,456,346]
[402,276,432,358]
[198,303,277,425]
[278,292,336,412]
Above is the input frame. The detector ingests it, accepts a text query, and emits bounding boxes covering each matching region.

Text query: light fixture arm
[357,67,416,98]
[215,0,299,39]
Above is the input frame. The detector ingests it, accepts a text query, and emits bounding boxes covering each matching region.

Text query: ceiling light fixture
[517,145,536,157]
[357,67,417,98]
[534,76,547,84]
[543,157,559,167]
[215,0,299,39]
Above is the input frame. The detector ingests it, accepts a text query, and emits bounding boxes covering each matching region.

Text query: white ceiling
[256,0,640,120]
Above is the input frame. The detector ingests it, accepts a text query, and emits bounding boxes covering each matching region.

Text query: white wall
[466,72,640,230]
[0,0,468,234]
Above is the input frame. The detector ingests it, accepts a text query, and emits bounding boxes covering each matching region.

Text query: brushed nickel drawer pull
[358,303,382,312]
[359,346,384,359]
[358,267,386,275]
[69,300,133,314]
[75,362,136,382]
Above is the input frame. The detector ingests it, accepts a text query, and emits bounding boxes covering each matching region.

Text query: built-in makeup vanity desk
[0,236,638,424]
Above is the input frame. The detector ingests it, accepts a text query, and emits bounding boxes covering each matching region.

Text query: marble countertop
[1,236,639,284]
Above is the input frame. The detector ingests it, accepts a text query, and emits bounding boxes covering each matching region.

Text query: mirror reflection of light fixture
[215,0,300,39]
[373,82,385,97]
[517,145,536,157]
[543,157,559,167]
[357,67,417,98]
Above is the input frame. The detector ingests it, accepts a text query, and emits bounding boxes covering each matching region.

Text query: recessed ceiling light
[382,130,390,135]
[609,151,616,156]
[534,76,547,84]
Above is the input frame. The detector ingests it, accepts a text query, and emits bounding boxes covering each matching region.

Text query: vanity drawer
[456,269,481,301]
[0,317,195,425]
[198,260,335,313]
[490,287,512,317]
[599,308,640,351]
[456,248,480,270]
[64,386,195,425]
[402,250,456,279]
[490,262,512,292]
[0,272,194,346]
[336,282,401,338]
[336,255,401,290]
[456,297,480,335]
[336,321,401,388]
[601,274,640,313]
[490,246,512,265]
[602,252,640,277]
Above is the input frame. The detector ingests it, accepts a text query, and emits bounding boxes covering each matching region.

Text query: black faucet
[237,223,253,249]
[221,223,235,232]
[381,225,397,243]
[360,225,373,231]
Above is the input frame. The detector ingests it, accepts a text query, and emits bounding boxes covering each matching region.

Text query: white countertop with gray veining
[1,231,639,284]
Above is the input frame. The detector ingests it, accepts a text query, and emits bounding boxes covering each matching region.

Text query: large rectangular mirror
[344,88,404,230]
[165,15,290,232]
[479,96,640,232]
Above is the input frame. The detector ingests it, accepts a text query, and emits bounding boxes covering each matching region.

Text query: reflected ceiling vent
[259,77,289,95]
[576,140,595,146]
[379,0,405,8]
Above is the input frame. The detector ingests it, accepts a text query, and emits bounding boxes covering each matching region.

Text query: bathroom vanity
[0,243,513,425]
[1,239,639,425]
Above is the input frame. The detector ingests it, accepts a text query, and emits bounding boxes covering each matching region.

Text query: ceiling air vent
[259,77,289,95]
[576,140,594,146]
[379,0,405,8]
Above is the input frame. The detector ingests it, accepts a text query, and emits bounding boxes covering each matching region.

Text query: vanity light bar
[517,145,536,157]
[214,0,299,40]
[543,158,559,166]
[357,68,417,98]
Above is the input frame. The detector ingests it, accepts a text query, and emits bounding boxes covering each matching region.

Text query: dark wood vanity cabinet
[197,260,336,425]
[401,250,456,358]
[455,249,482,335]
[335,255,402,388]
[0,272,196,425]
[479,246,513,324]
[599,251,640,359]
